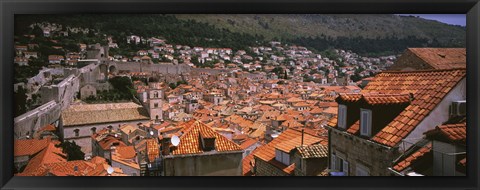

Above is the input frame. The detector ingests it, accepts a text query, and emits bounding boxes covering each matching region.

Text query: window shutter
[367,112,372,136]
[275,149,282,162]
[361,111,368,135]
[331,154,337,171]
[338,105,347,128]
[343,160,349,176]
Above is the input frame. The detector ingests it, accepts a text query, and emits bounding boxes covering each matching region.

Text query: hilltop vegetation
[15,14,465,56]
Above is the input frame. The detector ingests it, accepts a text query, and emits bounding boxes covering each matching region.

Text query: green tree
[14,86,28,117]
[56,140,85,161]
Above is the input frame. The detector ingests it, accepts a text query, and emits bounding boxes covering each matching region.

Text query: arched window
[74,129,80,137]
[91,127,97,134]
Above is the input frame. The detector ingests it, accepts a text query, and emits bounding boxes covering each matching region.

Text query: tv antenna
[171,135,180,146]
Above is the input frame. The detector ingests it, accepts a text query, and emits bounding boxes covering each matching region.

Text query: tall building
[147,81,163,122]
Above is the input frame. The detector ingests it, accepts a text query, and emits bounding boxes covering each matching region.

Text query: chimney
[161,133,171,155]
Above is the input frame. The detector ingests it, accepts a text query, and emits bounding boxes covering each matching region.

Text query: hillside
[15,14,465,56]
[175,14,465,46]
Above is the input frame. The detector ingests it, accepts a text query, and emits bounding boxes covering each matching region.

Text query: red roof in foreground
[14,138,51,157]
[392,142,432,172]
[425,122,466,144]
[252,129,326,175]
[408,48,466,70]
[171,119,242,155]
[330,69,466,147]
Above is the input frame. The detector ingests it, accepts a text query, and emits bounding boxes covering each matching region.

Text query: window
[331,152,349,176]
[91,127,96,134]
[338,104,347,129]
[356,163,370,176]
[154,103,158,108]
[74,129,80,137]
[360,109,372,136]
[154,92,158,98]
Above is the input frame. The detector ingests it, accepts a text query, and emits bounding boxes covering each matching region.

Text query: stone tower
[148,79,163,123]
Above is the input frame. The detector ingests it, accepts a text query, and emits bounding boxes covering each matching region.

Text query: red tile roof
[253,129,326,175]
[21,141,66,175]
[362,93,412,105]
[338,93,412,105]
[14,138,51,157]
[146,139,159,162]
[392,142,432,172]
[240,138,259,150]
[408,48,466,70]
[242,152,256,176]
[296,144,328,159]
[171,119,242,155]
[115,146,137,160]
[459,158,466,167]
[425,122,466,144]
[331,69,465,147]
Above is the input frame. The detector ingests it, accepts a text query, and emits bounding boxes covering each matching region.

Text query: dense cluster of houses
[13,22,467,176]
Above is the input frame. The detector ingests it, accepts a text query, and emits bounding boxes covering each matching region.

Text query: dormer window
[360,109,372,137]
[338,104,347,129]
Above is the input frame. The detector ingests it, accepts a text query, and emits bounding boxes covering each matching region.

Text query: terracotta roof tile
[425,122,466,144]
[14,138,51,157]
[240,138,259,150]
[361,69,465,147]
[253,129,326,174]
[61,102,149,126]
[408,48,466,70]
[21,141,67,175]
[146,139,159,162]
[296,144,328,158]
[171,120,242,155]
[115,146,136,160]
[392,142,432,172]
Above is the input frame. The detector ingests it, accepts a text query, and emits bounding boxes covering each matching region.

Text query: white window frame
[360,109,372,137]
[355,163,370,176]
[338,104,347,129]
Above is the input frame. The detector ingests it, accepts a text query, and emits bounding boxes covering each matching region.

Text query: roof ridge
[380,68,466,74]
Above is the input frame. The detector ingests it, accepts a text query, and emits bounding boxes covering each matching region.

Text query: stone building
[111,146,141,176]
[60,102,150,157]
[161,120,244,176]
[91,129,126,161]
[389,48,466,71]
[327,68,466,176]
[146,81,163,122]
[203,92,224,105]
[293,144,329,176]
